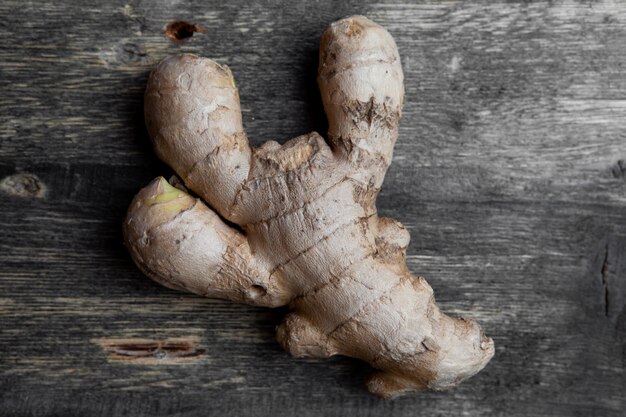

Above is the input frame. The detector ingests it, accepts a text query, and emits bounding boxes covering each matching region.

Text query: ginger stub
[124,16,494,398]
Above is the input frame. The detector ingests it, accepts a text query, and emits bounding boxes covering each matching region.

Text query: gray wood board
[1,0,624,416]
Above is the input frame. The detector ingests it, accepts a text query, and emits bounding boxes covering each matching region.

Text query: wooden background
[1,0,624,416]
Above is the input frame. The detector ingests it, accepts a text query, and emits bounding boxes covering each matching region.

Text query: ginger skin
[124,16,494,398]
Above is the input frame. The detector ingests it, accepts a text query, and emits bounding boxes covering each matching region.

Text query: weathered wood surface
[1,0,624,415]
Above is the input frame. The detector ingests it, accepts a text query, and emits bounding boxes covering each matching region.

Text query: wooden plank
[1,1,624,416]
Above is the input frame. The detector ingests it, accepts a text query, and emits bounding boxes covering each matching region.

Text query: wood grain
[1,1,624,416]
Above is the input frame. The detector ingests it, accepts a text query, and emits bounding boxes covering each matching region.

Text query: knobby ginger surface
[124,16,494,398]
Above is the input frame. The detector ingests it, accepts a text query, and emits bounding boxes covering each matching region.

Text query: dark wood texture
[1,1,625,416]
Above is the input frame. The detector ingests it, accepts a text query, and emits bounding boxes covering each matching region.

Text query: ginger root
[124,16,494,398]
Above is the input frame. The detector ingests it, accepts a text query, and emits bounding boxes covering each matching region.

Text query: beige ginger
[124,16,494,398]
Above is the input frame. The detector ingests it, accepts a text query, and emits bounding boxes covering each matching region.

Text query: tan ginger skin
[124,16,494,398]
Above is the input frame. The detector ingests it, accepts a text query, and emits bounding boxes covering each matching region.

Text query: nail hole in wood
[165,21,206,44]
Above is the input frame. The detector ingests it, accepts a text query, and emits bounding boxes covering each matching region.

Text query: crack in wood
[94,337,206,364]
[601,243,610,317]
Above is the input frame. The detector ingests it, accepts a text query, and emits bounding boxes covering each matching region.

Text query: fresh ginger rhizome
[124,16,494,398]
